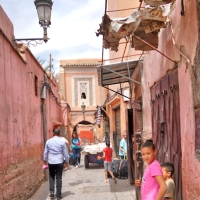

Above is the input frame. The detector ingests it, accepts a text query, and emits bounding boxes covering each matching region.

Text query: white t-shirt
[59,137,68,144]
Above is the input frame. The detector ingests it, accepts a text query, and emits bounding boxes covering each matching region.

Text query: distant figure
[161,162,176,200]
[119,132,127,159]
[43,129,69,200]
[83,137,86,144]
[71,131,81,168]
[98,141,117,183]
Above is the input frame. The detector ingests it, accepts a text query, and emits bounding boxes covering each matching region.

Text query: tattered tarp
[144,0,174,7]
[132,24,159,51]
[96,4,171,52]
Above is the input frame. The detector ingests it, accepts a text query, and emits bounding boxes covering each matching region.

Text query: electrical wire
[52,58,60,62]
[42,82,68,108]
[107,7,144,13]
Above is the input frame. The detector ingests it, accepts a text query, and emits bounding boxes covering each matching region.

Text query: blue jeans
[48,163,63,198]
[72,148,81,165]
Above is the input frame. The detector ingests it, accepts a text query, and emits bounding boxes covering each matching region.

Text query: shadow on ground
[61,191,75,198]
[82,183,135,194]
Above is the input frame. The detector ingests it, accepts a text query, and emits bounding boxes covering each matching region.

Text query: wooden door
[151,68,182,199]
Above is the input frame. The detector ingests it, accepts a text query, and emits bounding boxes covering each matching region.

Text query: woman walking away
[135,140,167,200]
[98,141,117,183]
[71,131,81,168]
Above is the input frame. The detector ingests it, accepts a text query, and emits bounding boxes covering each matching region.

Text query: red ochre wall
[141,0,200,199]
[0,6,63,199]
[79,131,94,144]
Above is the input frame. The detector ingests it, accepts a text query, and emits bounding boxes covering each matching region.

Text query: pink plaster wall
[0,6,14,41]
[142,0,199,199]
[0,7,63,199]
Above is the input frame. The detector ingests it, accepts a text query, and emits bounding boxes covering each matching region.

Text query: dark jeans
[48,163,63,198]
[72,148,81,165]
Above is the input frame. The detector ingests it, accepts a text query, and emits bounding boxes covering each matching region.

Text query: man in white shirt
[59,136,69,144]
[43,129,69,200]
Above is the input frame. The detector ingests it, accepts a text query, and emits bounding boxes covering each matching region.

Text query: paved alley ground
[29,159,136,200]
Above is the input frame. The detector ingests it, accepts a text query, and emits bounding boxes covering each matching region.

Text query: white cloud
[0,0,108,72]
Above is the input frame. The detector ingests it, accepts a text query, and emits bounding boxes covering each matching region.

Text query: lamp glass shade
[34,0,53,26]
[81,103,86,113]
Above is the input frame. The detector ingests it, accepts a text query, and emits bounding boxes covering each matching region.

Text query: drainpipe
[41,74,48,181]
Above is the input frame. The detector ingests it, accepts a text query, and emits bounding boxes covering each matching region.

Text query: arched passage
[75,120,95,144]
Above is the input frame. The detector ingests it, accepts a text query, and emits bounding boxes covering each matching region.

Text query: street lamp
[81,102,86,120]
[14,0,53,46]
[81,102,86,114]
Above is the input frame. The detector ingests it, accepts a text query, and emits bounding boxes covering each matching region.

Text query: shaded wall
[0,6,63,200]
[142,0,200,199]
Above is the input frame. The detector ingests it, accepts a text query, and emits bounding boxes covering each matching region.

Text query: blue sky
[0,0,108,73]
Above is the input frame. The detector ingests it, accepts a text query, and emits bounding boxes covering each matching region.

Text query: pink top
[141,160,163,200]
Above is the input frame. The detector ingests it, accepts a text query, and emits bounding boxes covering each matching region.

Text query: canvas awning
[97,60,140,86]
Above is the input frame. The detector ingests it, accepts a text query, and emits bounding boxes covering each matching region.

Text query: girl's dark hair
[72,131,78,138]
[141,139,155,150]
[105,140,110,147]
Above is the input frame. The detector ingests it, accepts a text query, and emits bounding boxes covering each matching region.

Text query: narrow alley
[2,0,200,199]
[29,159,136,200]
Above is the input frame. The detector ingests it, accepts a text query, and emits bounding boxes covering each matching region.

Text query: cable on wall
[42,82,68,108]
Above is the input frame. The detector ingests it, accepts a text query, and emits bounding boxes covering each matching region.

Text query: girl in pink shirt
[135,140,167,200]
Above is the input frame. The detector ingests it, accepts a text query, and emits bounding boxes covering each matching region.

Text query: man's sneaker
[49,192,54,198]
[78,163,80,168]
[75,165,78,168]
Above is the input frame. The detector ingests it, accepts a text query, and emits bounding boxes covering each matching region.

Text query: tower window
[81,92,86,99]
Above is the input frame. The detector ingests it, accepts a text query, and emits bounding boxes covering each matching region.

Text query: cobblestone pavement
[29,160,136,200]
